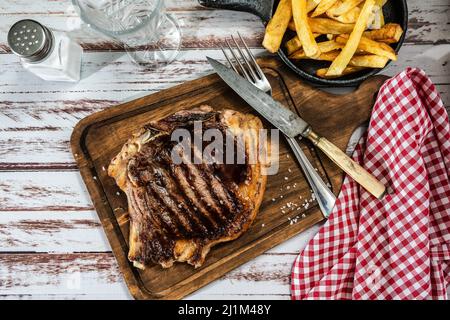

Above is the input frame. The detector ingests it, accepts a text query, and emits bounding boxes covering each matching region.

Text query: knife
[207,57,386,199]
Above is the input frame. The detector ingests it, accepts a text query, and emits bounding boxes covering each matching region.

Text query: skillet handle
[198,0,274,21]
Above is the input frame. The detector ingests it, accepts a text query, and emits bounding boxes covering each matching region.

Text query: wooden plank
[0,46,446,100]
[0,211,108,252]
[406,0,450,45]
[0,46,446,101]
[0,2,265,53]
[0,171,93,211]
[0,0,447,54]
[0,50,246,98]
[0,252,298,298]
[0,253,129,297]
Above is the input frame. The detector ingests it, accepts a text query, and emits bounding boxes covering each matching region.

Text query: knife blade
[207,57,310,138]
[208,57,386,199]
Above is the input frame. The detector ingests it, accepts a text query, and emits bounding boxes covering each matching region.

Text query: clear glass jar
[8,20,83,82]
[73,0,181,68]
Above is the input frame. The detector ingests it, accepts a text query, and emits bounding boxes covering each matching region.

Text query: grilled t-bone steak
[108,106,268,269]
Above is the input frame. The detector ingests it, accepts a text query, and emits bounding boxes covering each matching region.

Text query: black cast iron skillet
[199,0,408,86]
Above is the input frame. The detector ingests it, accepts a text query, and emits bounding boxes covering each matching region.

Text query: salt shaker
[7,19,83,82]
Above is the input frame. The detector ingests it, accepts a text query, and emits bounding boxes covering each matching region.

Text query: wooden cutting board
[71,58,387,300]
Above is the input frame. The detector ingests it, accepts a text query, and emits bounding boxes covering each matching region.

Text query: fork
[220,33,336,218]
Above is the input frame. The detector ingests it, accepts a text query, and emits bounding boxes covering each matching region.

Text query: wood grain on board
[70,57,386,299]
[0,0,449,300]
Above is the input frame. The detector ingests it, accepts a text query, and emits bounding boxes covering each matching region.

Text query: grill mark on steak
[157,151,215,236]
[149,166,191,236]
[170,163,220,230]
[150,168,199,236]
[147,182,189,237]
[140,187,174,235]
[182,159,228,224]
[189,142,239,218]
[167,163,214,235]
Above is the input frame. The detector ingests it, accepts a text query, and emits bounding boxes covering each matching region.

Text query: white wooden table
[0,0,449,300]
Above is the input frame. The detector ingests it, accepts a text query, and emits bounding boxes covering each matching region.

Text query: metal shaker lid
[7,19,53,62]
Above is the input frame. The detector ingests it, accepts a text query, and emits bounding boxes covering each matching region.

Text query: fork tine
[220,46,239,74]
[231,35,258,82]
[225,38,252,82]
[237,32,265,80]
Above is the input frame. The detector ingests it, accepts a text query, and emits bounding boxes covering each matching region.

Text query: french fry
[375,0,386,27]
[318,40,344,52]
[262,0,292,53]
[336,34,397,61]
[349,54,389,68]
[292,50,389,69]
[285,33,320,55]
[311,0,339,17]
[326,0,376,76]
[286,36,303,55]
[307,0,321,12]
[367,4,383,30]
[326,6,360,24]
[363,23,403,43]
[288,18,355,34]
[287,0,323,30]
[289,40,343,59]
[290,49,341,61]
[317,66,366,78]
[292,0,320,58]
[327,0,364,16]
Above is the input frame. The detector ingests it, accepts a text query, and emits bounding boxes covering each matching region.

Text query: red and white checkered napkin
[291,68,450,300]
